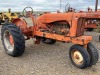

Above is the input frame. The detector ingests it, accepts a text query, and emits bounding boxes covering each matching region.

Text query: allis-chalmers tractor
[65,1,100,31]
[1,7,99,69]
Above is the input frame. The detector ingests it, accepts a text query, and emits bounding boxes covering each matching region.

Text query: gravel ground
[0,25,100,75]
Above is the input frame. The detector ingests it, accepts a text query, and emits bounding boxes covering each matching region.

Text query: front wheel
[1,24,25,57]
[87,42,99,66]
[69,45,90,69]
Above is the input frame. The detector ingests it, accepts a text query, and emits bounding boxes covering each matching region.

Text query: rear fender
[12,18,29,34]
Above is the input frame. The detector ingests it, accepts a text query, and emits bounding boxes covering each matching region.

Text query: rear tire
[42,38,56,44]
[87,42,99,66]
[1,24,25,57]
[69,44,90,69]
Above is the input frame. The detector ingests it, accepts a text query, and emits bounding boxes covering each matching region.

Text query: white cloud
[0,0,99,12]
[34,0,46,3]
[78,0,84,3]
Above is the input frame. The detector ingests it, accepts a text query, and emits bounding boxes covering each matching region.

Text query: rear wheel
[1,24,25,57]
[69,45,90,69]
[87,42,99,66]
[42,38,56,44]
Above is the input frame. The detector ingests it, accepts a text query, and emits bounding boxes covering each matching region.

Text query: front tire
[1,24,25,57]
[69,45,90,69]
[87,42,99,66]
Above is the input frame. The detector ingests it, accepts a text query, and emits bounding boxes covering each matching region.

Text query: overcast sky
[0,0,100,12]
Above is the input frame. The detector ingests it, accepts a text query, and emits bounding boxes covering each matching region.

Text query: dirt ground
[0,24,100,75]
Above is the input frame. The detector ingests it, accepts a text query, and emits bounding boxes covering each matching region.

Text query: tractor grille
[76,18,86,36]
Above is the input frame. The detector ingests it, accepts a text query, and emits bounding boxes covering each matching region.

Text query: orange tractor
[83,0,100,31]
[1,7,99,69]
[65,1,100,31]
[85,6,100,31]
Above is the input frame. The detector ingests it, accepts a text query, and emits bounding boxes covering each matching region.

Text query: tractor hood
[36,12,86,24]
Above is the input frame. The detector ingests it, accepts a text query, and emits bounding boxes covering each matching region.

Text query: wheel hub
[9,35,14,45]
[72,50,83,65]
[3,30,14,52]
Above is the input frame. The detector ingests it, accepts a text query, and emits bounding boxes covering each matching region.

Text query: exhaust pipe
[95,0,98,12]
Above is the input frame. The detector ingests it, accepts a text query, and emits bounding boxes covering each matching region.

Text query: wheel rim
[3,30,14,52]
[71,50,83,65]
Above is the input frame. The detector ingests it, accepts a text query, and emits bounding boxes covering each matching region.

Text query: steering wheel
[22,6,33,17]
[65,3,75,12]
[65,3,70,12]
